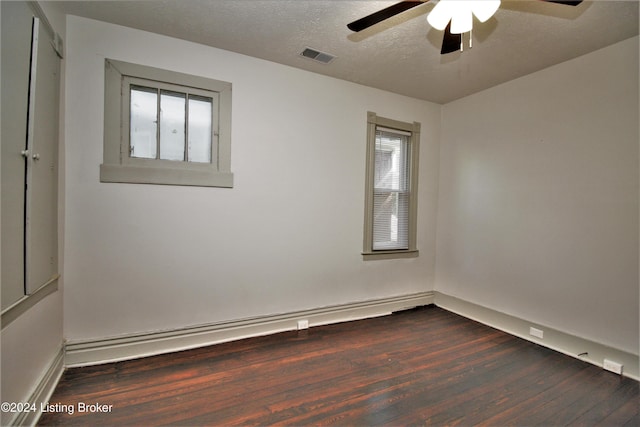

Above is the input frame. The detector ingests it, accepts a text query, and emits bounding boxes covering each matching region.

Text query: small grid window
[101,59,233,188]
[127,83,215,164]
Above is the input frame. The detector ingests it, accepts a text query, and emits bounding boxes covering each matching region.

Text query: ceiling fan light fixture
[450,8,473,34]
[426,0,456,30]
[428,0,501,34]
[471,0,501,23]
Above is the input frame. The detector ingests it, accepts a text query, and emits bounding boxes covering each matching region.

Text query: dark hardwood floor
[38,306,638,426]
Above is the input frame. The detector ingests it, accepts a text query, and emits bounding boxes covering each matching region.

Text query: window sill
[362,250,419,261]
[100,164,233,188]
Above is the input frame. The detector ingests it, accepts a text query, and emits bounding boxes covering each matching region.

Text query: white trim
[65,292,435,367]
[9,347,65,427]
[1,275,59,329]
[434,292,639,381]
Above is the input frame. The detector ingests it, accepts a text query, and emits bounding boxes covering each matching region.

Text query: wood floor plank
[38,306,638,426]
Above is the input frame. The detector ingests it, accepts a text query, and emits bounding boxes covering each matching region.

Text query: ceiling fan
[347,0,583,54]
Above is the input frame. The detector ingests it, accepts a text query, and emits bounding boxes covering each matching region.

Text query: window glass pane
[373,191,409,250]
[188,96,212,163]
[374,131,408,191]
[373,128,410,251]
[160,90,186,161]
[130,86,158,159]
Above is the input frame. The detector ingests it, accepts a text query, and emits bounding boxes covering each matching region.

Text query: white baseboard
[65,291,434,367]
[10,346,65,427]
[434,292,639,381]
[65,290,637,380]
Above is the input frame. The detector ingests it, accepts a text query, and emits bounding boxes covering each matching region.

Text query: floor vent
[300,47,335,64]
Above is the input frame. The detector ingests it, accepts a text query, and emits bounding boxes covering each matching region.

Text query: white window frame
[100,59,233,187]
[363,112,420,260]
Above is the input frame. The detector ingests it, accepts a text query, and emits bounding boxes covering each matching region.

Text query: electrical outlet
[297,320,309,330]
[529,327,544,339]
[603,359,623,375]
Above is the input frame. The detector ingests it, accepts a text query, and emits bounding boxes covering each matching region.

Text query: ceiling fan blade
[540,0,583,5]
[440,21,461,54]
[347,1,425,32]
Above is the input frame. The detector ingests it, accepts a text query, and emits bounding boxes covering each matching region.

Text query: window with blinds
[363,112,420,260]
[373,128,410,250]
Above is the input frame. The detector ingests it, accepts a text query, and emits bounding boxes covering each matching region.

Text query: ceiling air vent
[300,47,335,64]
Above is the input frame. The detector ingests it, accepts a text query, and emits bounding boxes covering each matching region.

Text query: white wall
[436,37,639,355]
[63,16,440,342]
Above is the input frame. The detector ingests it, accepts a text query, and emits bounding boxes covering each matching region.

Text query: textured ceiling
[53,0,639,104]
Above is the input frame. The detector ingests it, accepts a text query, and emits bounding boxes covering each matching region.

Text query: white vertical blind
[129,86,158,159]
[373,128,410,250]
[188,95,213,163]
[160,90,186,161]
